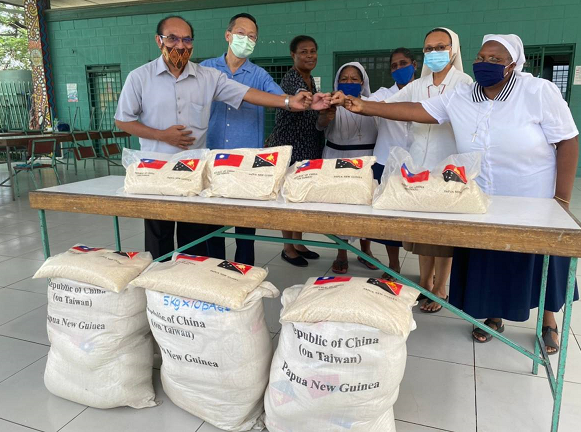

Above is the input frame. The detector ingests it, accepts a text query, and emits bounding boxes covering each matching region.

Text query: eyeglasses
[423,44,451,53]
[158,34,194,47]
[231,31,258,43]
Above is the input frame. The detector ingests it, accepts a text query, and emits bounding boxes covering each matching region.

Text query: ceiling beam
[44,0,311,22]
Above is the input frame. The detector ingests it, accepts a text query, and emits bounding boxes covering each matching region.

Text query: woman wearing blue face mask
[366,47,417,282]
[382,28,473,313]
[316,62,378,274]
[338,34,579,353]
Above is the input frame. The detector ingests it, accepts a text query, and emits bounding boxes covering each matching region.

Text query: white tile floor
[1,161,581,432]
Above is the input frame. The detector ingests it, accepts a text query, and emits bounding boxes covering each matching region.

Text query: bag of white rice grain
[123,148,209,196]
[144,282,279,431]
[44,277,155,409]
[130,253,269,310]
[282,156,376,205]
[264,277,419,432]
[33,244,153,293]
[202,146,291,200]
[373,147,489,213]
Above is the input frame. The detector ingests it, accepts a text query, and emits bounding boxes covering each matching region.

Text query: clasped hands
[290,90,363,113]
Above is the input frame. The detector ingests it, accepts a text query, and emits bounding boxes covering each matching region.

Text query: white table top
[36,175,581,232]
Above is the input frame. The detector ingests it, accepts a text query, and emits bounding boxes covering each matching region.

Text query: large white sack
[33,245,152,293]
[282,156,376,205]
[146,282,279,431]
[123,148,209,196]
[131,253,268,310]
[265,284,416,432]
[373,147,489,213]
[45,278,155,409]
[202,146,292,200]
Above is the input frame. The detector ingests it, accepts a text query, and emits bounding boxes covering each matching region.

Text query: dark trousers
[144,219,211,260]
[207,226,256,266]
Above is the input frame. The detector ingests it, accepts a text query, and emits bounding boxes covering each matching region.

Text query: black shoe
[281,250,308,267]
[296,249,320,260]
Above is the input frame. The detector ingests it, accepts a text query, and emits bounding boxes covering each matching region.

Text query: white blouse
[320,100,378,159]
[421,73,578,198]
[368,84,412,165]
[386,66,473,170]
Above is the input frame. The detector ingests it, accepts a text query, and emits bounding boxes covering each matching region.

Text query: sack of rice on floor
[123,148,209,196]
[33,247,155,409]
[34,244,154,293]
[373,147,489,213]
[131,252,279,431]
[202,146,291,200]
[282,156,376,205]
[264,276,419,432]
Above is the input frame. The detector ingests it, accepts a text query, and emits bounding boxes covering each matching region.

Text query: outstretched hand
[289,91,313,111]
[311,92,332,111]
[344,95,365,113]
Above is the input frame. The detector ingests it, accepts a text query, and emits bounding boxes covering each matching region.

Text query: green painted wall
[46,0,581,172]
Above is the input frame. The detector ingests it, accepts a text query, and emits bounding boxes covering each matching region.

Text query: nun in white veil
[317,62,378,159]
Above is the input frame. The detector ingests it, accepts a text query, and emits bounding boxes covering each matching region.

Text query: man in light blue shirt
[202,13,284,265]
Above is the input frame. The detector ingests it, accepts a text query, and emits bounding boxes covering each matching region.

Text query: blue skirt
[370,163,402,247]
[449,248,579,322]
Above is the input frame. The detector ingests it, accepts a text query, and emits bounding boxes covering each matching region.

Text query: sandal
[332,259,348,274]
[472,318,504,343]
[542,326,560,355]
[420,295,448,313]
[381,269,401,282]
[357,256,379,270]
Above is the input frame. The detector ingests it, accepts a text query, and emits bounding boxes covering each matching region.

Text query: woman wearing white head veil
[381,27,473,313]
[337,33,579,353]
[317,62,377,159]
[317,62,378,274]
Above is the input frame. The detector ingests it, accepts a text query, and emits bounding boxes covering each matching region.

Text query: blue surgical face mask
[423,51,450,73]
[337,82,362,97]
[392,64,415,85]
[473,62,511,87]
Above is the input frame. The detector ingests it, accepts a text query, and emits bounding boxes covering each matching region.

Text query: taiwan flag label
[176,254,209,263]
[72,245,103,253]
[138,159,167,169]
[296,159,323,173]
[314,276,352,285]
[214,153,244,167]
[401,163,429,183]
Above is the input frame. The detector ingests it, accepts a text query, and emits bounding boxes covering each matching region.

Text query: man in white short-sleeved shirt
[114,15,320,260]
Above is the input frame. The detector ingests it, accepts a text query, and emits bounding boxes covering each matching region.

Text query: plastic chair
[13,138,61,196]
[66,132,97,174]
[100,131,122,175]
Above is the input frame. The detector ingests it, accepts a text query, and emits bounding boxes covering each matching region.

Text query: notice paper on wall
[574,66,581,85]
[67,83,78,102]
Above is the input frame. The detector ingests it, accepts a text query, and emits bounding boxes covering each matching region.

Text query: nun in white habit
[336,34,579,353]
[317,62,378,159]
[317,62,379,274]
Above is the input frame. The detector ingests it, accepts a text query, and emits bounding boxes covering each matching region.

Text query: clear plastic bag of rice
[201,146,292,200]
[372,147,489,213]
[33,244,153,293]
[123,148,209,196]
[282,156,377,205]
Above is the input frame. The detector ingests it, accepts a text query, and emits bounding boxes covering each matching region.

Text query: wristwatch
[284,95,291,111]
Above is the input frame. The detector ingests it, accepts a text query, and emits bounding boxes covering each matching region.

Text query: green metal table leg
[533,255,550,375]
[113,216,121,251]
[551,257,577,432]
[38,210,50,259]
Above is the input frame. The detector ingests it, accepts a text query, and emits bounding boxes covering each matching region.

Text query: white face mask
[229,34,256,59]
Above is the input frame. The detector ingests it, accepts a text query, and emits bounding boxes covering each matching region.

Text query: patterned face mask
[161,44,192,70]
